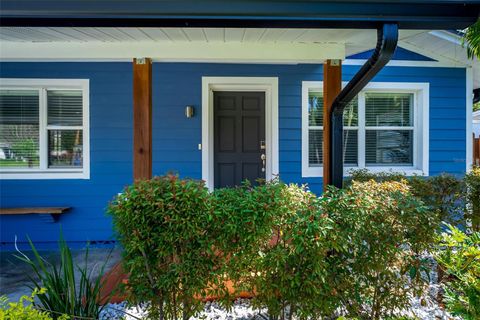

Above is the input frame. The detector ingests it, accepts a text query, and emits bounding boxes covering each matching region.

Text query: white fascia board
[0,41,345,63]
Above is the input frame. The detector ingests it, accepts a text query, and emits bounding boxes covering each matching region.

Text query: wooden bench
[0,207,70,222]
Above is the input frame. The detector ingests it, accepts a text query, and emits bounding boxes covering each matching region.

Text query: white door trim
[201,77,279,190]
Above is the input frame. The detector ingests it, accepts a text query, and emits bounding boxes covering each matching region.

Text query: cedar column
[323,59,342,188]
[133,58,152,180]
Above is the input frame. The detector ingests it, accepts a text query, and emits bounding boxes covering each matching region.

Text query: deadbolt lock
[260,140,266,150]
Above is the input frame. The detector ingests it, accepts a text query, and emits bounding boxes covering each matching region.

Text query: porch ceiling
[0,27,425,60]
[0,27,411,45]
[0,27,477,88]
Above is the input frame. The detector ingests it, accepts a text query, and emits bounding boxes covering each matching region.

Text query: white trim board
[301,81,429,177]
[201,77,279,190]
[0,78,90,180]
[0,41,344,63]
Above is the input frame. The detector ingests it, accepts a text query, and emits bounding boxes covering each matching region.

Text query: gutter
[329,23,399,188]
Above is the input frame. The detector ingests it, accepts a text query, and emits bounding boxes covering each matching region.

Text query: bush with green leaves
[465,166,480,231]
[109,175,443,319]
[436,225,480,320]
[210,180,286,301]
[108,175,222,320]
[247,183,338,319]
[322,180,438,319]
[15,236,110,320]
[0,289,69,320]
[347,169,465,227]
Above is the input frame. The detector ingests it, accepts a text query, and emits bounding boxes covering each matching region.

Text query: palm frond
[463,19,480,59]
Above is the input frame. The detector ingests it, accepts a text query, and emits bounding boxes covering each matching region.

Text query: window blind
[47,90,83,168]
[365,93,413,127]
[0,90,40,168]
[308,92,358,166]
[47,90,83,126]
[365,92,414,165]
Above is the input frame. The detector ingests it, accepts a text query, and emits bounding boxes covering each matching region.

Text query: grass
[0,159,39,167]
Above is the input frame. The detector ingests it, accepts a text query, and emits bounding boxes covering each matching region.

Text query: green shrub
[465,167,480,231]
[247,183,338,319]
[348,169,465,227]
[408,174,465,226]
[347,168,406,184]
[109,175,443,319]
[323,180,438,319]
[436,225,480,320]
[108,175,220,320]
[15,236,109,319]
[0,289,69,320]
[210,180,286,301]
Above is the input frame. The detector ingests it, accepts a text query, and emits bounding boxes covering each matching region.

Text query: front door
[214,91,266,188]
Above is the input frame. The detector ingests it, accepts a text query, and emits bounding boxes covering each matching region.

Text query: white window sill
[302,167,428,178]
[0,170,90,180]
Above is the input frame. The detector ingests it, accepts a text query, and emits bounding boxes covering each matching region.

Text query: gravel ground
[2,248,458,319]
[100,300,268,320]
[99,256,461,320]
[100,294,460,320]
[99,285,460,320]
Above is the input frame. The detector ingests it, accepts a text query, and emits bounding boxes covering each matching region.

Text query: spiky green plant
[15,236,112,319]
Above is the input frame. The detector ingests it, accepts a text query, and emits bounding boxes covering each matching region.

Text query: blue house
[0,1,479,248]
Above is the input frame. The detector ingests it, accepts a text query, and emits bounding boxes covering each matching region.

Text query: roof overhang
[1,0,479,29]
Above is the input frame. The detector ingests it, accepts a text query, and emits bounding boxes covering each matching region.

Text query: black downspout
[330,23,399,188]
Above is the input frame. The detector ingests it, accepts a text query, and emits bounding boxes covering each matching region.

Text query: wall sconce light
[185,105,194,118]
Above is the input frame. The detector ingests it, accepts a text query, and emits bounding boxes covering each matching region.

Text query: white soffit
[0,27,388,62]
[0,27,381,43]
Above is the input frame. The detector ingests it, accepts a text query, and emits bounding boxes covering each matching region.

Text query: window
[0,79,89,179]
[302,82,429,177]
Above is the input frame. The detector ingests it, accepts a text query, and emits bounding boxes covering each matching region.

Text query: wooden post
[323,59,342,189]
[474,133,480,166]
[133,57,152,180]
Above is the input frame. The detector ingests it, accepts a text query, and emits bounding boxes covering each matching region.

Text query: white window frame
[302,81,429,177]
[0,78,90,179]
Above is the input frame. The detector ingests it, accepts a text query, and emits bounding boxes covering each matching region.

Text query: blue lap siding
[0,62,468,247]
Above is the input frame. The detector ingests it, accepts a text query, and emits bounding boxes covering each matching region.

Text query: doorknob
[261,153,266,172]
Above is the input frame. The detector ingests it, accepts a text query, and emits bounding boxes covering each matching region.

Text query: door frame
[202,77,279,190]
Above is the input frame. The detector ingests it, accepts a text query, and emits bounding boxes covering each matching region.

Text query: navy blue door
[214,91,266,188]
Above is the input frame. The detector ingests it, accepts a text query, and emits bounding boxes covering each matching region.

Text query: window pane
[344,129,358,166]
[365,93,413,127]
[308,92,358,126]
[309,129,323,166]
[308,92,323,126]
[309,129,358,167]
[366,130,413,165]
[0,90,40,168]
[48,129,83,168]
[47,90,83,126]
